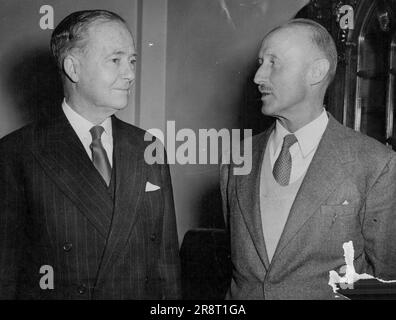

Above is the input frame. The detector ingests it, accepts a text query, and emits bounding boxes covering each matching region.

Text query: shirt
[62,99,113,167]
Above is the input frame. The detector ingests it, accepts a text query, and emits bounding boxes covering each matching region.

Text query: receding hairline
[262,22,321,50]
[79,19,134,49]
[263,24,316,47]
[265,18,331,40]
[261,19,338,84]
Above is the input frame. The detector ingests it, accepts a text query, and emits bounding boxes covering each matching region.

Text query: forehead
[259,26,314,57]
[84,20,135,54]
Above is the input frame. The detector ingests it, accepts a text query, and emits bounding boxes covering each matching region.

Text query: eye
[130,58,137,65]
[111,58,120,64]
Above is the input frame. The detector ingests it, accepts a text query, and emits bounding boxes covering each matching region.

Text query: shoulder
[0,122,37,157]
[112,116,165,158]
[328,119,396,174]
[336,121,394,159]
[0,122,41,177]
[113,116,156,143]
[112,116,147,138]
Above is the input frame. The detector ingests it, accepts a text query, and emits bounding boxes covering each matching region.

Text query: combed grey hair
[50,10,127,71]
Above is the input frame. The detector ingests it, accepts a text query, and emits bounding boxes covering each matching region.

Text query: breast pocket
[319,205,363,254]
[321,204,357,219]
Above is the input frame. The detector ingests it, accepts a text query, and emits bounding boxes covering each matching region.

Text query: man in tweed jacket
[221,19,396,299]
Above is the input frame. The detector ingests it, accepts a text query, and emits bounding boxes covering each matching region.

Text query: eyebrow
[107,51,137,57]
[263,53,278,59]
[258,53,278,60]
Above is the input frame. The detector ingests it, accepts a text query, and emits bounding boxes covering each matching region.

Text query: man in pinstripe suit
[0,10,181,299]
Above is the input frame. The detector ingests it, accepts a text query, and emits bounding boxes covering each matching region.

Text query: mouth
[258,85,273,97]
[114,88,131,94]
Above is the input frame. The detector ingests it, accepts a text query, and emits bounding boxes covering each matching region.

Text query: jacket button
[77,284,86,294]
[145,276,149,283]
[150,233,156,241]
[63,242,72,252]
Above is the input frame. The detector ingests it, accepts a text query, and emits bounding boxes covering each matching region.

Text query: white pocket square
[145,182,160,192]
[342,200,349,205]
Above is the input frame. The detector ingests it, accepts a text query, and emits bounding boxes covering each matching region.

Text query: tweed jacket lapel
[236,124,275,270]
[31,111,114,238]
[271,114,352,263]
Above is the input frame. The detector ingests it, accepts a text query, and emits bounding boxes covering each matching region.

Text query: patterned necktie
[273,134,298,186]
[90,126,112,186]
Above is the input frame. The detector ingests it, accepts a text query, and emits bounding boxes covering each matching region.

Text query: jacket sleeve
[0,155,26,299]
[158,151,181,299]
[362,153,396,280]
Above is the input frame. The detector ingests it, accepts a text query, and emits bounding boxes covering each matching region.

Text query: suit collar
[62,99,113,140]
[272,109,328,159]
[62,100,114,166]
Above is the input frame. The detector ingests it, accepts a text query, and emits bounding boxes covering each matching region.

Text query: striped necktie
[89,126,112,186]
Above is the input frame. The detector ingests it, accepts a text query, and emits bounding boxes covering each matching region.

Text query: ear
[63,55,80,83]
[308,58,330,85]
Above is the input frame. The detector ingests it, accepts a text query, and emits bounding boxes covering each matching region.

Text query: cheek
[280,71,306,94]
[102,69,120,87]
[86,63,117,87]
[82,66,100,87]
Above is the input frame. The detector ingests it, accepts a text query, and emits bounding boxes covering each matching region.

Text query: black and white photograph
[1,0,396,310]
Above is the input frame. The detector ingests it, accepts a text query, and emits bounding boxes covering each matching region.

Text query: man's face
[75,21,136,113]
[254,27,314,119]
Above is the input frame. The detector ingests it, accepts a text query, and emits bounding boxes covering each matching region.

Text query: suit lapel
[31,112,114,237]
[95,116,146,286]
[271,115,351,262]
[236,126,274,270]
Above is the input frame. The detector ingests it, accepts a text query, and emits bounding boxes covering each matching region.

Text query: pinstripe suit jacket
[0,111,181,299]
[221,114,396,299]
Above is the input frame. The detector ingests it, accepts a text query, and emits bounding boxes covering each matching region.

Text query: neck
[65,95,114,125]
[277,91,325,132]
[277,106,324,133]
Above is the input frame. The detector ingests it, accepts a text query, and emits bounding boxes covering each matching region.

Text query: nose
[122,60,135,83]
[254,63,269,85]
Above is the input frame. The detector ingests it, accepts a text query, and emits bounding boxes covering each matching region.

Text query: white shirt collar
[62,99,112,140]
[273,109,329,158]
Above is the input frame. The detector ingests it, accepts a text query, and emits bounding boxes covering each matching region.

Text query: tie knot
[90,126,105,141]
[282,134,298,150]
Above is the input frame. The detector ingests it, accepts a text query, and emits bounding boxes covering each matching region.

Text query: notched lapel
[236,128,273,270]
[271,116,351,262]
[95,117,146,286]
[31,113,114,238]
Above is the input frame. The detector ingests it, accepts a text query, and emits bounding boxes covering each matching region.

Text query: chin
[261,103,276,117]
[111,98,129,110]
[115,103,128,110]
